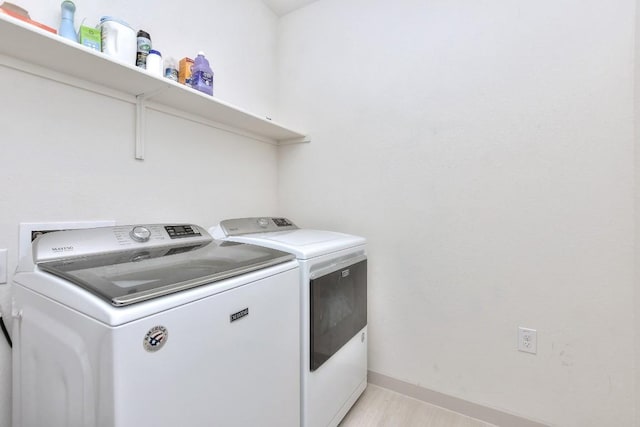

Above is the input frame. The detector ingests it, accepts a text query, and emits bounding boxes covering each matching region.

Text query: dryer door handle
[309,253,367,280]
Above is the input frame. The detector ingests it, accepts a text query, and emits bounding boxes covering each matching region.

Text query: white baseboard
[367,370,550,427]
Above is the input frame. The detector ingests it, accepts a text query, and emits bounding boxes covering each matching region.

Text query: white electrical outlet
[518,327,537,354]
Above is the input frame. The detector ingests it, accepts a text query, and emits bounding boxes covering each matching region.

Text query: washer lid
[222,229,366,259]
[37,239,294,306]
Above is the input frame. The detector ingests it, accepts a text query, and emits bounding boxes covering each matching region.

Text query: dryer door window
[310,259,367,371]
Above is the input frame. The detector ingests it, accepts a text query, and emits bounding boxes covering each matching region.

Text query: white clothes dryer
[210,217,367,427]
[12,223,300,427]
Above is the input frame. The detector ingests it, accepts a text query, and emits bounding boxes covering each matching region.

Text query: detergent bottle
[58,1,78,42]
[191,52,213,96]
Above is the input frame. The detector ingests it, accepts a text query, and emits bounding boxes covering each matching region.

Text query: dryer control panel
[218,217,298,236]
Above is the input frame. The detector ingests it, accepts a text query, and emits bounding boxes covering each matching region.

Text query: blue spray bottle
[59,1,78,42]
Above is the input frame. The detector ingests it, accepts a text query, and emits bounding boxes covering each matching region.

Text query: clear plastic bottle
[191,52,213,96]
[164,56,178,82]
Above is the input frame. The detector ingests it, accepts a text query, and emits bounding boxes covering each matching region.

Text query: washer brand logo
[51,246,74,252]
[230,308,249,323]
[143,326,168,352]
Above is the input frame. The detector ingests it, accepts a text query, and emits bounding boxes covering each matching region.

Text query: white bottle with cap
[145,49,163,77]
[99,17,136,65]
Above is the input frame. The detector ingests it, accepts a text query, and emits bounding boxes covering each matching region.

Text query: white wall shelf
[0,14,309,159]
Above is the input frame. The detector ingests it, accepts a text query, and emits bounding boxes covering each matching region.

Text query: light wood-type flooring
[339,384,496,427]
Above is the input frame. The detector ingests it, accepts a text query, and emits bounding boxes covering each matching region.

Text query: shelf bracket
[135,94,146,160]
[278,135,311,145]
[135,87,170,160]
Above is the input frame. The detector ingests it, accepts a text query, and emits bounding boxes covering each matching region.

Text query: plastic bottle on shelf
[58,1,78,42]
[136,30,151,68]
[164,56,178,82]
[146,50,163,76]
[191,52,213,96]
[99,17,136,65]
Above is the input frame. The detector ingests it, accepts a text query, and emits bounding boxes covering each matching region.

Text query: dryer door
[310,257,367,371]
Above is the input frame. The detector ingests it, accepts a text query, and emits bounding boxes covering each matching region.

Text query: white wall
[277,1,636,426]
[0,1,279,426]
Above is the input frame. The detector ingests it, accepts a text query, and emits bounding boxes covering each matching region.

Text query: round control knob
[257,218,270,228]
[130,226,151,242]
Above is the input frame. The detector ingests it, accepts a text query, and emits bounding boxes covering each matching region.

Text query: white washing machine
[210,217,367,427]
[12,223,301,427]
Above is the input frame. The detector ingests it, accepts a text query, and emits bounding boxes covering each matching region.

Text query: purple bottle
[191,51,213,96]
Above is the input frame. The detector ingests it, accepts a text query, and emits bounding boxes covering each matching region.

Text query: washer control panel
[33,224,212,263]
[219,217,298,236]
[164,224,202,239]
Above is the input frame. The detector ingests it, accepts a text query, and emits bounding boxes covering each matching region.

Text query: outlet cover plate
[518,327,537,354]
